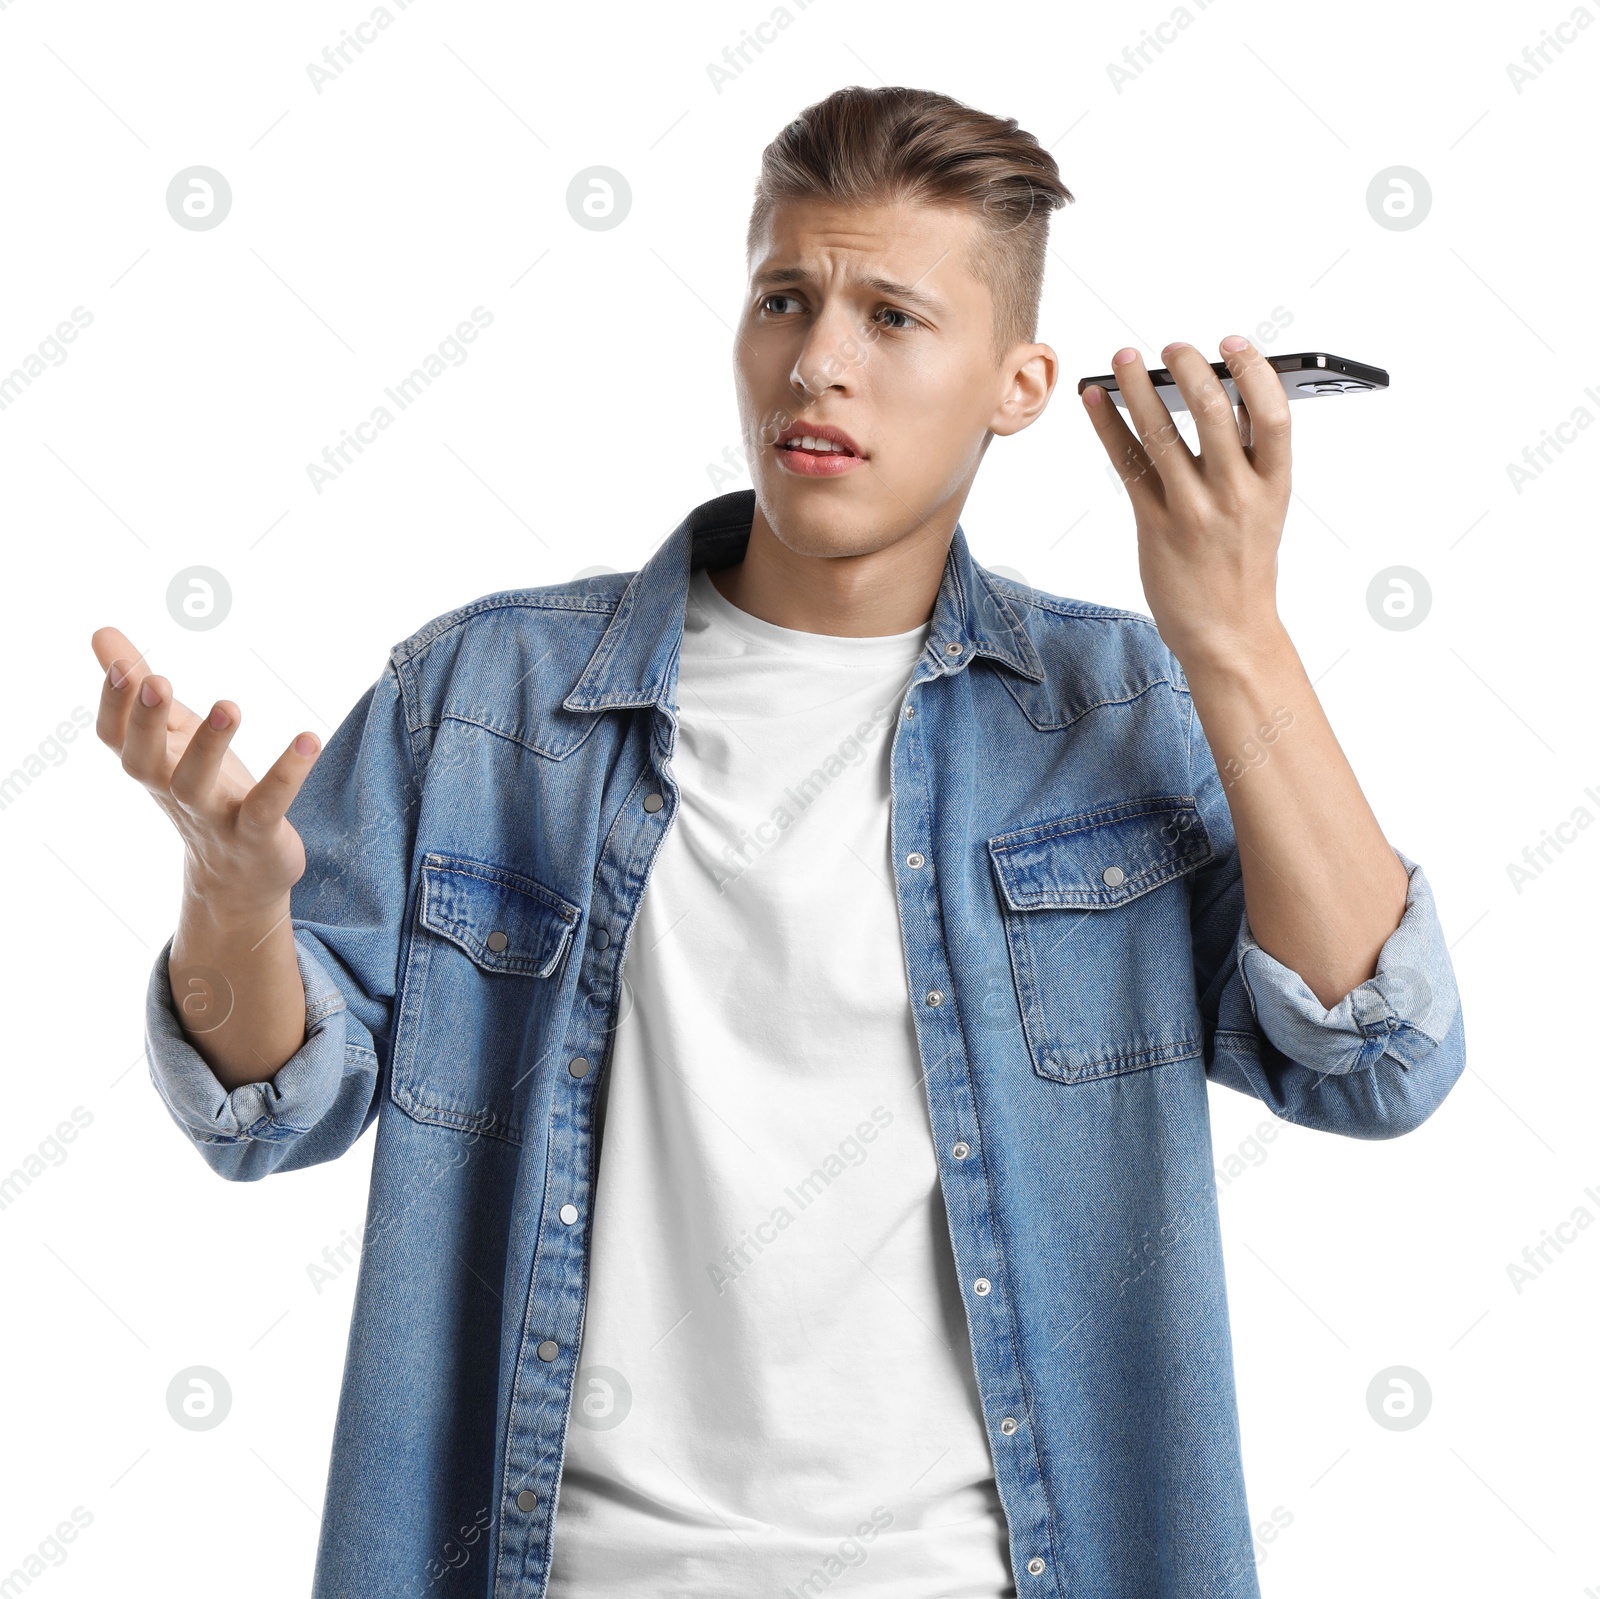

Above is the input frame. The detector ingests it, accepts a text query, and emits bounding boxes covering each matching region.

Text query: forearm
[168,883,307,1093]
[1181,624,1409,1010]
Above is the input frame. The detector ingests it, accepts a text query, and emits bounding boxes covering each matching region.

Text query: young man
[96,86,1463,1599]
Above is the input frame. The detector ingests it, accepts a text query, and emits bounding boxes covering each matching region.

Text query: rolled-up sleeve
[1186,700,1466,1139]
[142,653,422,1181]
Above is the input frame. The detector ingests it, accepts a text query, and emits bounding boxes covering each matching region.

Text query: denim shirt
[143,487,1465,1599]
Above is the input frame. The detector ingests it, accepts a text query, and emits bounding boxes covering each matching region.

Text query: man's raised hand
[1081,335,1292,672]
[90,624,322,913]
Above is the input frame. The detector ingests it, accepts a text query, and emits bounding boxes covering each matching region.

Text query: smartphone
[1076,352,1389,415]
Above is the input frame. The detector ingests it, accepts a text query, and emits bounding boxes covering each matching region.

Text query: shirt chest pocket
[986,796,1213,1085]
[389,852,583,1143]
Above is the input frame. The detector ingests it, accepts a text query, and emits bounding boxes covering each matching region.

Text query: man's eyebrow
[753,265,946,312]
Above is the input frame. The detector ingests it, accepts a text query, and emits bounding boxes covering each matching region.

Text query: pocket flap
[418,852,581,977]
[988,795,1213,911]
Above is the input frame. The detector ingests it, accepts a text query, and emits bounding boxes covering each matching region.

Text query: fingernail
[1112,347,1138,366]
[295,733,318,757]
[1162,341,1189,356]
[209,705,230,730]
[1221,335,1249,352]
[140,680,159,707]
[1084,385,1103,407]
[108,660,126,690]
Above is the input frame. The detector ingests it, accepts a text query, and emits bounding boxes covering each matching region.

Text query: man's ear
[988,342,1058,438]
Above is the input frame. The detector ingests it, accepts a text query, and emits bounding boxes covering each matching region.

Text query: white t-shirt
[546,566,1015,1597]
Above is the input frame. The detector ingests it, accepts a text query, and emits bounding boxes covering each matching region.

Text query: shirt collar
[562,489,1046,714]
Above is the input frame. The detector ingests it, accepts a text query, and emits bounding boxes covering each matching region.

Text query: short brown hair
[746,86,1074,362]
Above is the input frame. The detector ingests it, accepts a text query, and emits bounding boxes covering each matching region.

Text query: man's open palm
[90,624,321,911]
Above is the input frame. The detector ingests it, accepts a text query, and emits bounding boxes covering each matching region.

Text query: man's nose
[790,301,864,399]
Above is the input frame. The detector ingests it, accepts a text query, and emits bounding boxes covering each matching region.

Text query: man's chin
[752,478,900,561]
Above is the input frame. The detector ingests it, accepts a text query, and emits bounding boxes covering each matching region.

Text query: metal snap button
[926,990,943,1007]
[1000,1416,1019,1435]
[1027,1556,1046,1575]
[945,641,963,655]
[516,1489,538,1512]
[952,1141,970,1159]
[568,1057,591,1078]
[536,1339,559,1361]
[643,792,664,813]
[486,930,509,953]
[906,852,925,869]
[559,1204,579,1225]
[974,1277,991,1296]
[592,928,611,950]
[1101,865,1126,887]
[903,705,915,718]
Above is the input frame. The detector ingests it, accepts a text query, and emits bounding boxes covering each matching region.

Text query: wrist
[1169,618,1295,685]
[180,872,292,934]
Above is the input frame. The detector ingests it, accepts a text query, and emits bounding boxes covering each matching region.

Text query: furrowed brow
[753,265,945,315]
[858,274,945,314]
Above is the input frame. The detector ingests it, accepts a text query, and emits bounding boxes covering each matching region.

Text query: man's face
[734,197,1054,561]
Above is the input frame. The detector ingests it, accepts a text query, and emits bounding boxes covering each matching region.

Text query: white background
[1,0,1596,1593]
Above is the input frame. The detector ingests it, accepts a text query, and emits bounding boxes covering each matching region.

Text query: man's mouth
[772,422,867,477]
[780,435,855,455]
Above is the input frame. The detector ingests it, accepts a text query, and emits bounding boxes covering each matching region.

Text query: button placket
[890,672,1063,1594]
[500,754,684,1585]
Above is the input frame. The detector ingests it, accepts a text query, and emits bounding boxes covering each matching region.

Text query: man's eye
[760,294,802,315]
[874,307,916,330]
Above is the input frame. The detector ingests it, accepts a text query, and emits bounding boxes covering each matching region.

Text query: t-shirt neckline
[688,566,931,662]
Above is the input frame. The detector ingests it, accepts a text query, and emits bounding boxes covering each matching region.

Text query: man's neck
[707,503,952,637]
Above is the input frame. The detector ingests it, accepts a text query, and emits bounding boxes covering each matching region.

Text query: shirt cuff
[1234,849,1461,1077]
[144,929,353,1148]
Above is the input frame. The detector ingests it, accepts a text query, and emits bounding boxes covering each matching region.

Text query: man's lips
[771,421,867,477]
[774,446,866,477]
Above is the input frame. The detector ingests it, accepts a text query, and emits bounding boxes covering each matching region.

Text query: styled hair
[746,85,1075,361]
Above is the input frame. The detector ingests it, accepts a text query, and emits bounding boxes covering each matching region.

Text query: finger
[121,674,182,788]
[93,626,153,752]
[237,732,323,833]
[93,627,206,757]
[1160,342,1246,470]
[168,699,243,810]
[90,624,142,678]
[1219,335,1291,482]
[1081,381,1163,508]
[1108,347,1196,488]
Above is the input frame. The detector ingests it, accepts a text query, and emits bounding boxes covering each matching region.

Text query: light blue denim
[143,487,1466,1598]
